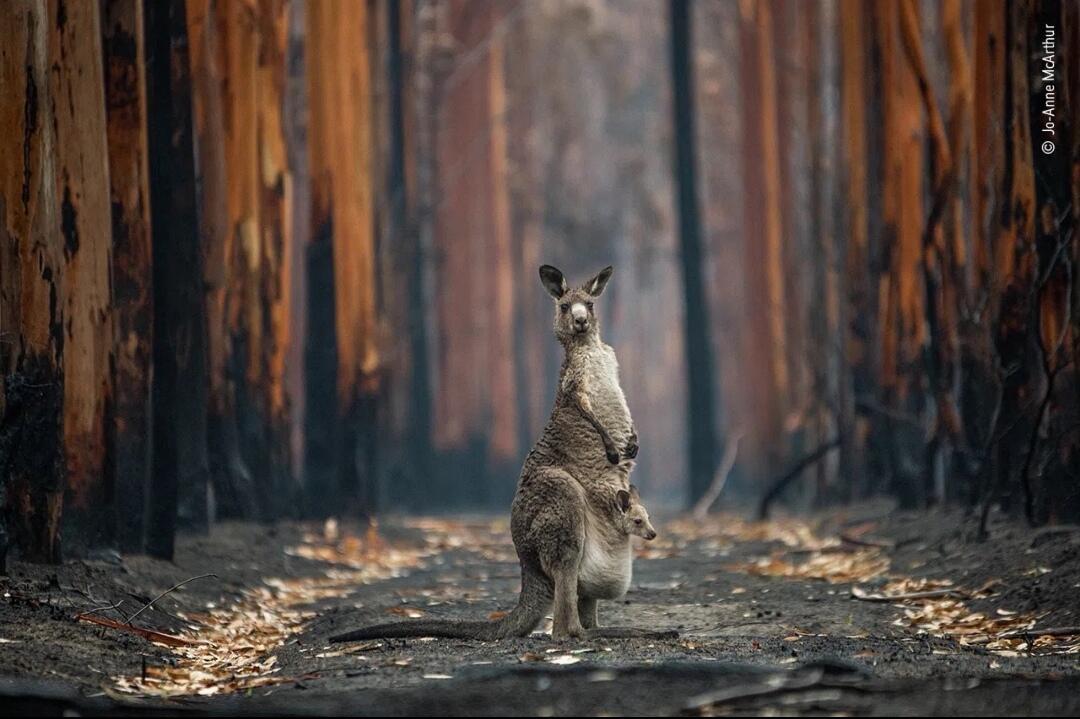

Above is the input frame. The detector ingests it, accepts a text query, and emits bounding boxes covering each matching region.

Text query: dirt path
[1,508,1078,715]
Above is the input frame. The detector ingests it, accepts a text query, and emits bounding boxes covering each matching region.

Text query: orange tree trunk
[306,0,380,517]
[185,0,258,518]
[1,0,117,561]
[739,0,788,482]
[0,1,66,565]
[254,0,294,517]
[874,0,926,507]
[840,0,873,498]
[49,0,116,550]
[101,0,154,552]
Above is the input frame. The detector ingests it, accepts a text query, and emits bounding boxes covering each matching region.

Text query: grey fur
[329,266,670,644]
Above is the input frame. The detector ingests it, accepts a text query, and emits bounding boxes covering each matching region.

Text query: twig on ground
[82,600,127,619]
[125,573,217,625]
[998,626,1080,639]
[74,613,195,647]
[692,431,743,519]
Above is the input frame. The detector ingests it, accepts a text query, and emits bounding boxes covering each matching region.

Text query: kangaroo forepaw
[606,447,620,465]
[623,439,638,460]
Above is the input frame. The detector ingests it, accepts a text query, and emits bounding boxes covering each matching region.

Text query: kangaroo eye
[586,302,594,310]
[560,303,569,313]
[634,518,642,525]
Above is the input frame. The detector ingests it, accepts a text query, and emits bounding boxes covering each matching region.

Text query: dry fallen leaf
[548,654,581,665]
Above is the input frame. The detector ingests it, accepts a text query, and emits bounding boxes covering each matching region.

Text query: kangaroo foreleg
[624,426,639,460]
[569,384,620,465]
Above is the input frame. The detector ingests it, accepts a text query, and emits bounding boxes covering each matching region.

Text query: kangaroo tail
[329,567,551,643]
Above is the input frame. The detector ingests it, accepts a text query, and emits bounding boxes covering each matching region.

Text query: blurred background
[1,0,1078,564]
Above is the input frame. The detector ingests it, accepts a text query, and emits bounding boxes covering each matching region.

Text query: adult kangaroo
[330,266,671,642]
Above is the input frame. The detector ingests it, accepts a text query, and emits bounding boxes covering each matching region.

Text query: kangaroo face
[615,486,657,541]
[539,265,613,343]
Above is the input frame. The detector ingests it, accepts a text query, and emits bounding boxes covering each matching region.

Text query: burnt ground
[1,504,1079,716]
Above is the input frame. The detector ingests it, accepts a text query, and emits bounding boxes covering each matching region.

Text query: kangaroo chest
[580,344,631,438]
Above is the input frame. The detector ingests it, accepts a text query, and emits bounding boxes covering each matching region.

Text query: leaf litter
[707,516,1080,657]
[112,519,440,697]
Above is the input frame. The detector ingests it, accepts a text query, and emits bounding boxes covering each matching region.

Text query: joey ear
[629,483,640,501]
[616,489,631,513]
[539,264,568,298]
[583,266,613,296]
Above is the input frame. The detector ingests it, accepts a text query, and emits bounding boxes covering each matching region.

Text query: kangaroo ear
[616,488,631,513]
[583,266,613,297]
[539,265,568,298]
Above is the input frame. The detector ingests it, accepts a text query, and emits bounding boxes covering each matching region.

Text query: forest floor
[1,504,1079,716]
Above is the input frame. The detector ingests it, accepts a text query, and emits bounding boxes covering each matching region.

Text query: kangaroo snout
[571,302,589,332]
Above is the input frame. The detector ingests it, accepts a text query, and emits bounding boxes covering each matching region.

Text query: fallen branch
[74,613,195,648]
[850,585,959,603]
[758,437,843,520]
[840,533,895,550]
[692,431,743,519]
[1030,524,1080,548]
[998,626,1080,639]
[125,573,217,625]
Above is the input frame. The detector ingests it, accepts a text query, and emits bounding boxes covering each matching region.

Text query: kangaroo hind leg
[578,598,598,630]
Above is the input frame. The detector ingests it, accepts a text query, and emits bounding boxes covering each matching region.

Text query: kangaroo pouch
[578,512,633,599]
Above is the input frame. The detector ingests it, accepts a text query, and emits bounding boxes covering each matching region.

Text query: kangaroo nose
[645,530,657,541]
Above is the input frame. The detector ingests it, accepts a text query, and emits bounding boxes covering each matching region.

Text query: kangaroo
[329,486,656,642]
[330,266,672,643]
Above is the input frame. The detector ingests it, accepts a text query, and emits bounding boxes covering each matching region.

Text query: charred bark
[101,0,153,553]
[670,0,719,502]
[145,0,211,558]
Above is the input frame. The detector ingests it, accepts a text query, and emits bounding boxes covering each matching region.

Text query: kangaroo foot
[552,622,587,640]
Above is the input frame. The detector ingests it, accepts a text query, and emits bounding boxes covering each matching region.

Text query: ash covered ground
[1,505,1078,716]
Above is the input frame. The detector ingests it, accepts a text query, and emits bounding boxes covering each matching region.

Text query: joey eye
[560,303,570,312]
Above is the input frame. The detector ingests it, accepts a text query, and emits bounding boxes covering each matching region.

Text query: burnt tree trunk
[48,0,116,551]
[739,0,787,483]
[670,0,719,502]
[306,0,380,518]
[0,1,66,566]
[101,0,154,553]
[254,0,294,518]
[145,0,211,558]
[185,0,258,519]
